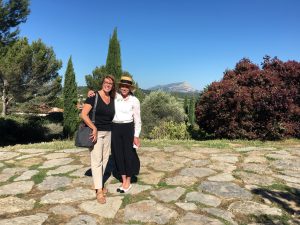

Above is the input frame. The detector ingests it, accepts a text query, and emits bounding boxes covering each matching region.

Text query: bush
[149,121,190,140]
[45,112,63,124]
[141,91,186,138]
[195,57,300,140]
[187,124,212,140]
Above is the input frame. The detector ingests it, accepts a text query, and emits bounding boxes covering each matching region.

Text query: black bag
[75,92,99,148]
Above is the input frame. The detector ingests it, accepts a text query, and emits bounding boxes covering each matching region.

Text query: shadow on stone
[84,168,92,177]
[85,155,139,184]
[250,214,300,225]
[251,186,300,217]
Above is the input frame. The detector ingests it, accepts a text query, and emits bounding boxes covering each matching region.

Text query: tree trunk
[1,79,8,116]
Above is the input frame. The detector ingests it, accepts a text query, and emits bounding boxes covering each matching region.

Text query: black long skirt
[111,122,140,177]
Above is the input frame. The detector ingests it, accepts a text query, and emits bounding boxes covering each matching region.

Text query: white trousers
[90,131,111,189]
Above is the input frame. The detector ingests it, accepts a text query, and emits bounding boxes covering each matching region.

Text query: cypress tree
[188,97,195,125]
[184,96,189,114]
[106,27,122,81]
[63,57,79,138]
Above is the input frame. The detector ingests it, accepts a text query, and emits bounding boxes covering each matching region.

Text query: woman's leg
[102,131,111,189]
[112,124,126,177]
[122,123,135,189]
[125,176,131,188]
[90,131,105,190]
[90,131,108,203]
[121,175,127,187]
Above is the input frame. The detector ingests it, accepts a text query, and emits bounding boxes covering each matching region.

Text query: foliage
[133,82,145,103]
[0,114,63,146]
[149,121,189,140]
[141,90,186,138]
[85,65,107,90]
[0,38,62,114]
[63,57,79,138]
[77,86,89,97]
[106,27,122,81]
[46,112,63,124]
[188,97,195,125]
[183,96,188,114]
[187,124,212,140]
[0,0,30,115]
[0,0,30,49]
[195,57,300,140]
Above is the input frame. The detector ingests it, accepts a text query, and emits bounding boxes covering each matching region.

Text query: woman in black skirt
[112,75,141,193]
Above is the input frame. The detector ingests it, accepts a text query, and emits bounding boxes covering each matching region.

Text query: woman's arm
[133,97,142,147]
[81,103,97,143]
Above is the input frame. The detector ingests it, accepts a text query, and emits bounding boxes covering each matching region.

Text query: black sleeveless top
[84,94,115,131]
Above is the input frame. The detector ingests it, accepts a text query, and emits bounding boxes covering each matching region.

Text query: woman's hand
[87,90,95,97]
[90,128,98,143]
[133,137,140,148]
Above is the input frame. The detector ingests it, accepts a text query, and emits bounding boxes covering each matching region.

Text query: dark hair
[101,75,116,98]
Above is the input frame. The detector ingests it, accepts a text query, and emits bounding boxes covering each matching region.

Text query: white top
[113,93,142,137]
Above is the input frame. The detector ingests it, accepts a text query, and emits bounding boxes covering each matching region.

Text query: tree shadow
[250,214,300,225]
[0,114,63,147]
[251,186,300,224]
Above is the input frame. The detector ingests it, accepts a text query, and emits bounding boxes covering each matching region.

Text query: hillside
[148,82,198,93]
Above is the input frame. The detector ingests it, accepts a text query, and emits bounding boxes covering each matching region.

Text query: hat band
[120,79,133,85]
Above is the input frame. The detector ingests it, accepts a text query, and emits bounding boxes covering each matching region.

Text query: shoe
[102,187,108,196]
[96,190,106,204]
[92,185,108,196]
[120,185,132,193]
[116,186,123,192]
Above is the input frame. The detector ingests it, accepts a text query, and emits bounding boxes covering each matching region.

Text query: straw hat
[118,75,135,90]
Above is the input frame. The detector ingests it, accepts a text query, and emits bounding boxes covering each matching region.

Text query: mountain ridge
[148,81,198,93]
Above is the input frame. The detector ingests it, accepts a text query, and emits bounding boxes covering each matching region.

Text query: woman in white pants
[81,75,115,204]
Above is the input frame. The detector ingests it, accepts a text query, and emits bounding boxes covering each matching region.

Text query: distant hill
[148,82,198,93]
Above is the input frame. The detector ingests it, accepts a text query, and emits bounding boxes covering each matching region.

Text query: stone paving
[0,144,300,224]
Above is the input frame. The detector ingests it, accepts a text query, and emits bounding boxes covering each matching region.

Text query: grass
[142,138,300,149]
[0,140,75,151]
[57,187,67,191]
[31,170,47,184]
[121,194,133,208]
[1,138,299,151]
[34,201,44,209]
[264,183,290,191]
[16,193,25,198]
[29,164,42,170]
[7,174,19,182]
[156,181,176,189]
[265,156,277,161]
[127,220,144,224]
[120,193,149,208]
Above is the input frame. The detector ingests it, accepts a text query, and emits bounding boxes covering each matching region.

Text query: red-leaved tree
[195,56,300,140]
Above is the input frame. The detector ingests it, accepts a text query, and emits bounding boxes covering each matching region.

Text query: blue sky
[20,0,300,90]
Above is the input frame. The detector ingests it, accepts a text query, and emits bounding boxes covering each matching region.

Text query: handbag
[75,92,99,148]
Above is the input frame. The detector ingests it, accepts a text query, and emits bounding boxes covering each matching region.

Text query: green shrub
[149,121,189,140]
[44,123,63,139]
[141,91,186,138]
[45,112,63,124]
[187,124,212,140]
